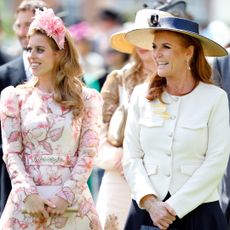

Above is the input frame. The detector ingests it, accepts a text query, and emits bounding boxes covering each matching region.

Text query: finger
[43,199,56,209]
[165,203,177,216]
[158,221,169,230]
[41,208,49,219]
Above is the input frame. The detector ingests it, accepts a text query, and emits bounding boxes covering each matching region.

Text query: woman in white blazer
[122,15,230,230]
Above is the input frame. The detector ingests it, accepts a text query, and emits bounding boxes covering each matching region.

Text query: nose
[17,26,29,37]
[27,49,35,60]
[152,48,162,59]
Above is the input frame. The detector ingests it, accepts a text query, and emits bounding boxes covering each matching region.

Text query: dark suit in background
[0,56,27,214]
[212,50,230,226]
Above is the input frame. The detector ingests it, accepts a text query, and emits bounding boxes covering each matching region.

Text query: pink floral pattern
[0,86,102,229]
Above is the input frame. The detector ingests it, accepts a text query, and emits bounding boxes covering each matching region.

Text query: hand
[113,147,124,175]
[142,195,176,230]
[24,194,56,219]
[46,196,68,216]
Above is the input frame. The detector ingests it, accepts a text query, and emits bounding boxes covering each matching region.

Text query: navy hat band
[150,16,199,34]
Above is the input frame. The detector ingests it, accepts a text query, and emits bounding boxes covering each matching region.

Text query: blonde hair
[26,28,84,118]
[146,31,212,101]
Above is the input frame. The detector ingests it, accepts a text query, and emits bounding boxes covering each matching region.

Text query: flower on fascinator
[29,8,65,49]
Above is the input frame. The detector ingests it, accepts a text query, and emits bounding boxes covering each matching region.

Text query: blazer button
[166,173,171,177]
[168,132,173,137]
[167,151,171,156]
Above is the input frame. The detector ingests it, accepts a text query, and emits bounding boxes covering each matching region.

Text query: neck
[142,62,155,76]
[166,75,197,96]
[37,78,54,93]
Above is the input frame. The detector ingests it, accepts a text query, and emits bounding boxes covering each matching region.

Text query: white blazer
[123,82,230,218]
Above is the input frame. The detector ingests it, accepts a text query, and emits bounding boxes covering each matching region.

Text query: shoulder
[199,82,227,95]
[0,56,23,73]
[82,87,102,104]
[0,86,21,116]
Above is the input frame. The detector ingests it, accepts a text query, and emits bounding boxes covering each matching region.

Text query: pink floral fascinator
[29,8,65,49]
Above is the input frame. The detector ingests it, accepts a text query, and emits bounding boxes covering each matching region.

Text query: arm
[123,87,158,204]
[212,57,223,87]
[55,89,102,206]
[1,86,38,201]
[95,70,124,171]
[166,91,230,218]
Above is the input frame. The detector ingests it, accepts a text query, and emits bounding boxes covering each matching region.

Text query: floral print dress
[0,85,102,230]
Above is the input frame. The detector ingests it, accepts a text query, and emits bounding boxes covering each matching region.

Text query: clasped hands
[142,195,177,230]
[23,194,69,219]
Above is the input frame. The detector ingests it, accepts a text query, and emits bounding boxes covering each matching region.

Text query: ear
[185,45,194,60]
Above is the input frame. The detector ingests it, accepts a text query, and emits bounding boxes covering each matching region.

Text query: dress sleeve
[101,70,120,123]
[56,88,102,206]
[0,86,38,201]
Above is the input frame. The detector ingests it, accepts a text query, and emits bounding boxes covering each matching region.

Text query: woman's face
[152,31,192,78]
[27,33,58,79]
[136,47,153,63]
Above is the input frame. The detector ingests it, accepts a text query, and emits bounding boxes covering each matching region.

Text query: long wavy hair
[146,31,212,101]
[26,28,84,118]
[122,50,151,96]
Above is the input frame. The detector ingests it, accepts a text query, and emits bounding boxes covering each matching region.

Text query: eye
[163,44,171,49]
[36,47,44,53]
[152,43,156,49]
[26,47,32,53]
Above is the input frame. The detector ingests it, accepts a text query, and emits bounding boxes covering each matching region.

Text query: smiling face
[151,30,193,79]
[27,32,58,80]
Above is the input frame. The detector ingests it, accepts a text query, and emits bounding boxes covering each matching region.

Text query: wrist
[140,194,157,210]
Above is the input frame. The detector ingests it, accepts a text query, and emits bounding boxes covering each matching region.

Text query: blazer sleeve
[166,90,230,218]
[55,89,102,206]
[0,86,38,201]
[123,86,158,205]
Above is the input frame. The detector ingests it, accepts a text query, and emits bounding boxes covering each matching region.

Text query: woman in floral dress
[0,8,102,230]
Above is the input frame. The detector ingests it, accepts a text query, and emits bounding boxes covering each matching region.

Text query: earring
[186,60,191,71]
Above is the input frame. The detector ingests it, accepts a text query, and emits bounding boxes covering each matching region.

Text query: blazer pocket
[181,120,207,130]
[139,118,164,128]
[181,163,202,176]
[144,163,158,176]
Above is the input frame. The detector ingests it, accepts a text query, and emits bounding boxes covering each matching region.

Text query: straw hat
[110,9,173,54]
[125,16,228,57]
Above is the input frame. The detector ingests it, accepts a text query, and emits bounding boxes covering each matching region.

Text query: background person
[0,8,102,229]
[212,49,230,227]
[123,15,230,230]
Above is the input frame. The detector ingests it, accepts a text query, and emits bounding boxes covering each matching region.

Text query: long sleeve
[95,70,124,170]
[1,86,38,201]
[123,86,158,204]
[56,89,102,206]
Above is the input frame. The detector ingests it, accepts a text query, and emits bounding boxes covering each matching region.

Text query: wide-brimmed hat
[110,9,173,54]
[125,16,228,57]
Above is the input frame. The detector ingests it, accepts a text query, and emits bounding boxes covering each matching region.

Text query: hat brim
[110,31,134,54]
[125,28,228,57]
